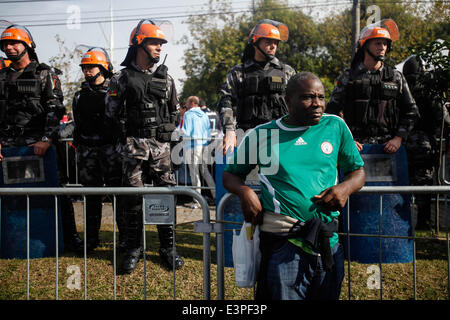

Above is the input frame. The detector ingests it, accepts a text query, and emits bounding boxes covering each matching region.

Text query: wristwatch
[41,136,50,143]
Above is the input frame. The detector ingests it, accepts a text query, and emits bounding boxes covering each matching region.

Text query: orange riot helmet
[244,19,289,62]
[122,19,172,67]
[0,24,38,61]
[0,56,11,69]
[249,19,289,44]
[358,19,399,52]
[129,19,168,46]
[79,47,113,77]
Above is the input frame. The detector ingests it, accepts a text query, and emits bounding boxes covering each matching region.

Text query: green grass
[0,226,448,300]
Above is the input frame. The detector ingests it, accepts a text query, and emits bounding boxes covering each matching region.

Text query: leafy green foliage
[412,39,450,102]
[180,0,449,103]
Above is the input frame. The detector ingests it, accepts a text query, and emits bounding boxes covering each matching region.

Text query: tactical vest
[344,65,400,140]
[236,62,288,130]
[0,62,48,139]
[121,65,173,139]
[75,80,111,145]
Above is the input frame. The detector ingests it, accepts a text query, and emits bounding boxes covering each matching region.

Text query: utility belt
[135,126,158,139]
[133,123,176,142]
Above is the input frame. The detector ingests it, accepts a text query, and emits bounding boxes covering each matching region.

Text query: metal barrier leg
[143,195,147,300]
[378,195,383,300]
[173,220,176,300]
[55,195,59,300]
[346,198,351,300]
[411,195,417,300]
[26,195,30,300]
[446,194,450,300]
[83,195,87,300]
[113,195,117,300]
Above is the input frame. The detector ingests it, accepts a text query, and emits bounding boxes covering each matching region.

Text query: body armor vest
[236,62,288,130]
[75,81,111,145]
[344,65,400,140]
[0,62,48,138]
[121,65,172,138]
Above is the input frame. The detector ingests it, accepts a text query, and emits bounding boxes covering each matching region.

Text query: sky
[0,0,353,97]
[0,0,257,93]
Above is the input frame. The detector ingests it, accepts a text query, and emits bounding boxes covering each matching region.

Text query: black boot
[120,204,143,274]
[157,225,184,270]
[60,195,83,254]
[415,195,431,230]
[85,196,103,252]
[115,197,127,254]
[121,247,143,274]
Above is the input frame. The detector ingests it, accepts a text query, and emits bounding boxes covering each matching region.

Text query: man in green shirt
[223,72,365,300]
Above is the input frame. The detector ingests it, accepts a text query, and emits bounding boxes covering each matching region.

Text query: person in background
[217,19,296,155]
[182,96,216,207]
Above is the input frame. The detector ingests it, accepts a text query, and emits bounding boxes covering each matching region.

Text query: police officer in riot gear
[402,54,450,229]
[0,24,83,252]
[326,19,419,153]
[72,47,122,252]
[217,19,296,154]
[105,19,184,274]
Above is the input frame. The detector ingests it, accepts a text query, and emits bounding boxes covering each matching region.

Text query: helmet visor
[360,18,399,42]
[252,19,289,42]
[134,19,174,43]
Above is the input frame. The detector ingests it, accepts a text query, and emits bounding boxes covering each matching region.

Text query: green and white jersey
[225,114,364,250]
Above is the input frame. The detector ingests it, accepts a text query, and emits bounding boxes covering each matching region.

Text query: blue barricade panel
[342,144,413,263]
[216,152,249,268]
[0,146,64,259]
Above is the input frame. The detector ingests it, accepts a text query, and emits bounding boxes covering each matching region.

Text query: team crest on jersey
[321,141,333,154]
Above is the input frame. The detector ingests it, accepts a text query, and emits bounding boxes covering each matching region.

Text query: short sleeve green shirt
[225,114,364,250]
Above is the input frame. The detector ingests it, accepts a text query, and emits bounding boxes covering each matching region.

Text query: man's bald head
[286,72,322,98]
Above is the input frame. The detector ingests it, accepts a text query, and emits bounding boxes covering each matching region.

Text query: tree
[180,0,449,104]
[179,0,247,106]
[48,35,84,112]
[412,39,449,102]
[180,0,324,106]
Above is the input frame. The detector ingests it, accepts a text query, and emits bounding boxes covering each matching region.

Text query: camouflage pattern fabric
[120,137,175,187]
[77,144,122,187]
[326,63,419,143]
[217,57,296,132]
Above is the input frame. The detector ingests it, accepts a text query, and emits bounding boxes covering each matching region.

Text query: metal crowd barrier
[60,137,220,192]
[216,186,450,300]
[0,186,212,300]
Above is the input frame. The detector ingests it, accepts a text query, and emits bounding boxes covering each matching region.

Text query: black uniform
[105,60,183,273]
[217,57,296,132]
[72,79,122,251]
[403,55,450,229]
[0,61,82,252]
[326,62,419,144]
